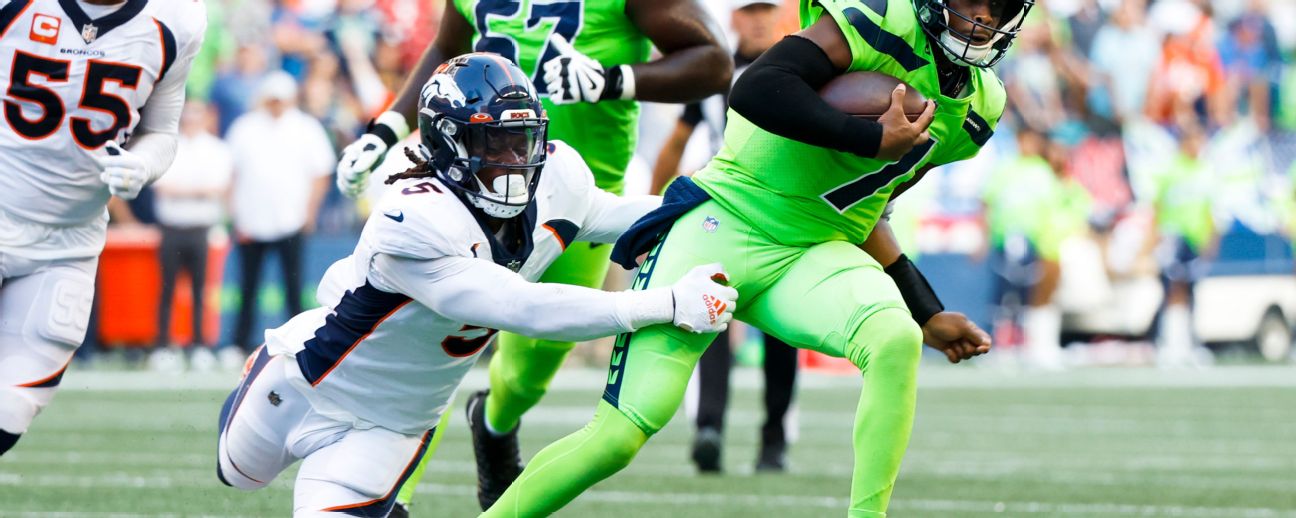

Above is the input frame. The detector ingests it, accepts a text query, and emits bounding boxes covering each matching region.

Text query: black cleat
[691,427,723,474]
[466,389,523,511]
[389,502,410,518]
[755,441,786,473]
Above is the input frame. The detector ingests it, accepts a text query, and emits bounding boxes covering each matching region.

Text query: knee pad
[0,386,43,435]
[846,307,923,373]
[216,448,272,491]
[587,405,651,472]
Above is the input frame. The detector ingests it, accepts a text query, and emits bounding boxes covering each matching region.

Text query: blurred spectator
[982,127,1090,369]
[1143,127,1217,367]
[150,102,235,372]
[226,72,335,353]
[210,44,269,136]
[1217,0,1282,130]
[1003,19,1068,132]
[1145,0,1227,128]
[1088,0,1159,126]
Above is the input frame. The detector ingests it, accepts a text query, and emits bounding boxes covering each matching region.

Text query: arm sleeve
[370,254,674,342]
[728,35,882,158]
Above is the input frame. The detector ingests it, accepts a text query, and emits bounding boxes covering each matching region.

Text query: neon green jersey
[982,155,1057,249]
[692,0,1006,246]
[1154,154,1215,252]
[453,0,652,194]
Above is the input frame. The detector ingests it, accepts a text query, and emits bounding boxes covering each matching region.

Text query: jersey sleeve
[804,0,924,74]
[138,1,208,134]
[543,141,661,244]
[368,254,671,341]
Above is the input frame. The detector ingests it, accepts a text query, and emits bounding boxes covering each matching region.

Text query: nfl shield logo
[80,23,97,43]
[701,216,719,233]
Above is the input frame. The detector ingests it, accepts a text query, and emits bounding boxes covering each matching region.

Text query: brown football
[819,71,930,122]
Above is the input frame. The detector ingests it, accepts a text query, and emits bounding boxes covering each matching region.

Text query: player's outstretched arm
[335,11,473,197]
[622,0,731,103]
[861,220,989,363]
[371,254,736,340]
[728,17,933,161]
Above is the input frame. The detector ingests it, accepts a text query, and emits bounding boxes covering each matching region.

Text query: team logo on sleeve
[29,14,60,45]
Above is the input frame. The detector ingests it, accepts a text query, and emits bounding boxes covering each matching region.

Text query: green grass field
[3,365,1296,517]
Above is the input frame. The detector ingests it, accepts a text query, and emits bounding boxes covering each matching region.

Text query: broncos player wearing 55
[215,54,736,517]
[0,0,205,457]
[482,0,1032,516]
[333,0,732,512]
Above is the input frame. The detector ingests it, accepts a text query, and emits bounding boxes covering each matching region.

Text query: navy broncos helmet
[418,53,548,218]
[914,0,1034,68]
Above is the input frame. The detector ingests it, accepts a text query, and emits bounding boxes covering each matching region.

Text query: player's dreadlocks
[383,147,437,184]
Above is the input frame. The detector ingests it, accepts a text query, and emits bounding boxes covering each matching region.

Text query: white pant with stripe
[217,348,432,517]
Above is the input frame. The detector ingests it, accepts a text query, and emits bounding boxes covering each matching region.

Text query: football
[819,71,930,122]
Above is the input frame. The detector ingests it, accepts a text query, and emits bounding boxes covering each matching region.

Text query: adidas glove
[541,34,635,105]
[336,111,410,198]
[668,263,737,334]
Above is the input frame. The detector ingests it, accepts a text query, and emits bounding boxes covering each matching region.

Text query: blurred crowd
[91,0,1296,370]
[899,0,1296,367]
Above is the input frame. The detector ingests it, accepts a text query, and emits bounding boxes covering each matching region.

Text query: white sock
[1023,305,1063,368]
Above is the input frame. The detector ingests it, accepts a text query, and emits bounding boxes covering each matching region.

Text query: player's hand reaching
[876,84,935,162]
[336,112,408,198]
[921,311,991,364]
[542,34,632,105]
[97,142,149,200]
[669,263,738,334]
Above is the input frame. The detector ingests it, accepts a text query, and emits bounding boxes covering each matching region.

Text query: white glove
[97,141,150,200]
[541,34,633,105]
[669,263,738,334]
[336,111,409,198]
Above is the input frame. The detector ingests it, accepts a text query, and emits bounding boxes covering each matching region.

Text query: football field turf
[2,365,1295,517]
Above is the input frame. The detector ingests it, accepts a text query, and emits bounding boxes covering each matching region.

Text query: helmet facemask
[423,108,547,219]
[917,0,1033,68]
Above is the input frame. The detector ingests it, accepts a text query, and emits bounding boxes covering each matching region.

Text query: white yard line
[7,471,1296,516]
[53,365,1296,392]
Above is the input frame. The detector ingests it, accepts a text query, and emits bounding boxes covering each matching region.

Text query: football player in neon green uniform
[334,0,731,513]
[482,0,1033,516]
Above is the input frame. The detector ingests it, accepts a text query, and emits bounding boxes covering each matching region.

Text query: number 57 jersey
[0,0,205,227]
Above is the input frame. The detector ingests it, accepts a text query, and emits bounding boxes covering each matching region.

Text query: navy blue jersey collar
[59,0,148,43]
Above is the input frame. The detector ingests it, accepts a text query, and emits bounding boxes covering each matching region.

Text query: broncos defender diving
[215,54,736,516]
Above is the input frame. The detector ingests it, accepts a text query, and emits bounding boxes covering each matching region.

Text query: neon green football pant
[482,200,923,518]
[486,241,615,434]
[395,244,613,508]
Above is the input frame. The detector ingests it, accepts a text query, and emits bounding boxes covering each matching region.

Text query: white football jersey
[0,0,205,230]
[265,141,658,434]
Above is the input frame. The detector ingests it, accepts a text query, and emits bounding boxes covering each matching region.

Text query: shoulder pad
[360,179,479,261]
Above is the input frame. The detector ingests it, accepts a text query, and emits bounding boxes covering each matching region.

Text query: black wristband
[600,65,625,102]
[884,254,944,326]
[367,118,401,148]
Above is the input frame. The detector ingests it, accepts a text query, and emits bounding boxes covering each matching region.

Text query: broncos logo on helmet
[418,53,548,219]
